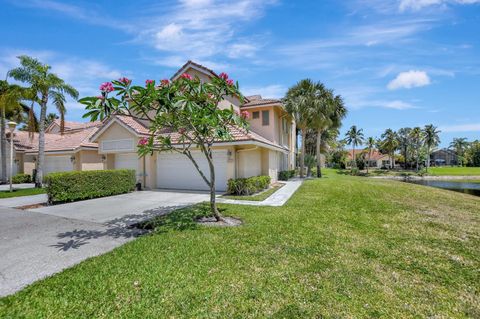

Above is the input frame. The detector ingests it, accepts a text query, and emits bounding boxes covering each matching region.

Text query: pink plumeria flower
[240,111,250,119]
[180,73,193,80]
[226,79,234,86]
[138,137,148,146]
[219,72,229,80]
[99,82,114,93]
[160,79,170,86]
[118,77,131,85]
[145,79,154,86]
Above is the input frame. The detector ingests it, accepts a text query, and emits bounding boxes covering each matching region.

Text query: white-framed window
[101,139,135,152]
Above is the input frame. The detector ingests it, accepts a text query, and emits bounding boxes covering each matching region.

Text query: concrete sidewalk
[217,179,303,206]
[0,183,35,191]
[0,194,47,208]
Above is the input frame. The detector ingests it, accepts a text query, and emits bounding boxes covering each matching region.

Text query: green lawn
[221,184,284,201]
[427,166,480,176]
[1,171,479,318]
[0,187,45,198]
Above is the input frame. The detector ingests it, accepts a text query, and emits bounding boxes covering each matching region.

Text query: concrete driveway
[0,190,209,297]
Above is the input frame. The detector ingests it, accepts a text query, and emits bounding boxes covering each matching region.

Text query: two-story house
[89,61,296,191]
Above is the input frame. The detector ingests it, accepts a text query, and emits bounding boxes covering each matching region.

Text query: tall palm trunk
[352,146,356,169]
[0,106,6,183]
[367,151,371,174]
[300,127,306,178]
[35,93,47,187]
[316,129,322,178]
[426,146,431,172]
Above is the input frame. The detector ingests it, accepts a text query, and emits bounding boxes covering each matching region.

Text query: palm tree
[45,113,59,127]
[8,55,78,186]
[284,79,316,178]
[397,127,412,169]
[380,129,399,169]
[344,125,364,168]
[0,80,33,183]
[364,137,376,174]
[409,127,423,171]
[423,124,441,172]
[449,137,469,166]
[309,84,347,177]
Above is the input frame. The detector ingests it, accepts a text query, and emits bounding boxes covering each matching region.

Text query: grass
[221,184,284,201]
[427,166,480,176]
[0,187,45,198]
[1,171,479,318]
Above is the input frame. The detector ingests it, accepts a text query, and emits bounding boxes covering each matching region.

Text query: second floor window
[252,111,260,119]
[262,110,270,126]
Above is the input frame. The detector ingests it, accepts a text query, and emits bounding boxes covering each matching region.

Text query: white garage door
[115,153,139,175]
[157,151,229,191]
[44,156,73,175]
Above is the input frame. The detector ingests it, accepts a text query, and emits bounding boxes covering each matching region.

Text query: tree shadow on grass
[51,204,211,251]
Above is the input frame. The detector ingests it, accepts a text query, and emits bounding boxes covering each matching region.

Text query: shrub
[11,173,31,184]
[45,169,136,204]
[278,170,296,181]
[227,175,271,195]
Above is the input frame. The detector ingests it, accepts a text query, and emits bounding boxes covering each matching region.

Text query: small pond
[406,180,480,197]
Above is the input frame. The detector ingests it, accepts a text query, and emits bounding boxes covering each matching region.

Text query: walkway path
[217,179,303,206]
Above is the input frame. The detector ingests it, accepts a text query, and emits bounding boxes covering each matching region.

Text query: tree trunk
[404,146,408,170]
[300,127,306,178]
[1,106,6,183]
[426,146,431,172]
[205,147,221,221]
[36,93,48,187]
[352,147,356,169]
[316,129,322,178]
[367,151,371,174]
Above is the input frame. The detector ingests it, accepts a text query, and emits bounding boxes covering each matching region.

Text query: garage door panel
[157,151,228,191]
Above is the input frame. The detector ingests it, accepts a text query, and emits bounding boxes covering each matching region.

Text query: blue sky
[0,0,479,146]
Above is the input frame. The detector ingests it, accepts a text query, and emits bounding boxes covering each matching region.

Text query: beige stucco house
[90,61,297,191]
[6,121,105,178]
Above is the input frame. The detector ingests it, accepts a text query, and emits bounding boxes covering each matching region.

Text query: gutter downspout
[235,146,258,178]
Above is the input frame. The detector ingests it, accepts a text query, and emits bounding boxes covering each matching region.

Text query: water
[406,180,480,197]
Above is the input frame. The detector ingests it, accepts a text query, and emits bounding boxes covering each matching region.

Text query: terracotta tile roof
[47,119,102,132]
[170,60,219,81]
[156,125,289,151]
[242,96,283,108]
[347,149,388,160]
[10,127,99,153]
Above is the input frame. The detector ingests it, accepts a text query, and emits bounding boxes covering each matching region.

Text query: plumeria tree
[80,72,249,221]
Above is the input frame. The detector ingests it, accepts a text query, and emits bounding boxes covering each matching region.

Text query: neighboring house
[45,119,102,134]
[430,148,458,166]
[346,149,392,168]
[90,60,296,191]
[5,123,104,178]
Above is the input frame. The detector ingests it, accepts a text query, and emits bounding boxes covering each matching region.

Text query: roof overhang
[89,116,142,142]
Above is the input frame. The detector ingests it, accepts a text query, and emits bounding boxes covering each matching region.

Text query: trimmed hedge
[45,169,136,204]
[227,175,271,195]
[12,173,32,184]
[278,170,296,181]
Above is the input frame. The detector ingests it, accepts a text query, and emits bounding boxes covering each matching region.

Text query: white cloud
[241,84,287,98]
[399,0,480,11]
[387,70,431,90]
[440,123,480,132]
[382,100,416,110]
[138,0,276,61]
